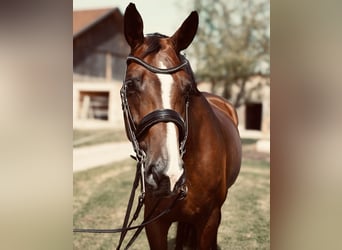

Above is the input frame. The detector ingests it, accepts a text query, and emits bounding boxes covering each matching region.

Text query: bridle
[117,54,190,248]
[126,55,189,74]
[121,54,191,167]
[73,54,191,250]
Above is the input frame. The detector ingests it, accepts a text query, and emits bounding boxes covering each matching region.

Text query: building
[233,75,270,137]
[73,8,130,129]
[73,8,270,150]
[198,75,270,142]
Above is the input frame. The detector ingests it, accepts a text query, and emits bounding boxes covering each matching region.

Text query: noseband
[120,55,190,163]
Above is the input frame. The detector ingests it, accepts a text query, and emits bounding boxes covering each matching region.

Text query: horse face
[124,42,189,196]
[123,3,198,196]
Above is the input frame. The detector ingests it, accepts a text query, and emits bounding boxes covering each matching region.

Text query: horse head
[122,3,199,197]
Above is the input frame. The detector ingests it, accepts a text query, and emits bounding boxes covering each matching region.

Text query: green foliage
[190,0,270,104]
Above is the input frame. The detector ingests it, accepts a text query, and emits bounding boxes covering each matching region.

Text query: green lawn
[73,158,269,249]
[73,129,127,148]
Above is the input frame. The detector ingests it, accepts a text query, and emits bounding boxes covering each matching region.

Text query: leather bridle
[126,55,189,74]
[120,55,190,165]
[73,55,190,250]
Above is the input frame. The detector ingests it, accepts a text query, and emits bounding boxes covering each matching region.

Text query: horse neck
[186,93,218,146]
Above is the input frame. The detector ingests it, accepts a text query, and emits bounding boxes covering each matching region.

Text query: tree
[189,0,269,107]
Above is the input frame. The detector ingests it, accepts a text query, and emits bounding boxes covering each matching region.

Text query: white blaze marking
[156,61,184,191]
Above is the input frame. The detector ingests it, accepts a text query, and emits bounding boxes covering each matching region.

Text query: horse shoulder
[201,92,241,188]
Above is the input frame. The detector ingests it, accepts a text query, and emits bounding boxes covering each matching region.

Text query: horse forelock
[134,34,175,64]
[140,36,162,58]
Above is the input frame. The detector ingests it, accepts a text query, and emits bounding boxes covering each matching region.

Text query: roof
[73,8,121,36]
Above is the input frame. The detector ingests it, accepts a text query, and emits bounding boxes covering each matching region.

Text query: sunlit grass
[73,129,127,148]
[73,157,269,249]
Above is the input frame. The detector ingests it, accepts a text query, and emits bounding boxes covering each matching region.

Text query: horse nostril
[151,166,161,182]
[145,163,172,196]
[146,164,158,180]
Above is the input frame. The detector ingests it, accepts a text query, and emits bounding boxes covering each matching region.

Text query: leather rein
[73,55,190,250]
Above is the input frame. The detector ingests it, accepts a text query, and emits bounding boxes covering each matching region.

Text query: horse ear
[170,11,198,52]
[124,3,144,49]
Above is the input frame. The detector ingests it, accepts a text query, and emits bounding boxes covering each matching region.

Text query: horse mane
[175,53,200,96]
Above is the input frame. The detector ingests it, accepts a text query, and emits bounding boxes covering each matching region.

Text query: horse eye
[125,78,142,95]
[126,80,134,89]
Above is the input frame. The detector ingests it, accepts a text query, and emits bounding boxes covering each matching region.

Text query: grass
[73,129,127,148]
[240,138,259,145]
[218,159,270,249]
[73,157,269,249]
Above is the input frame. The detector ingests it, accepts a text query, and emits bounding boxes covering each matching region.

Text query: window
[245,103,262,130]
[79,91,109,120]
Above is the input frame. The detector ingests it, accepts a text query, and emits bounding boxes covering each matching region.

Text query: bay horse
[122,3,241,249]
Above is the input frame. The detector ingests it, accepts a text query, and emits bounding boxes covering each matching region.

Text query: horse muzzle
[145,164,186,198]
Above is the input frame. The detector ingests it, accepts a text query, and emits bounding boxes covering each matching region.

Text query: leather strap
[136,109,186,141]
[127,55,188,74]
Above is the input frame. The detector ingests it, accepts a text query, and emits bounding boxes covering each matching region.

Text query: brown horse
[122,3,241,249]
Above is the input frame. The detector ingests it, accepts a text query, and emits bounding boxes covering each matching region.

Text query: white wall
[73,81,125,129]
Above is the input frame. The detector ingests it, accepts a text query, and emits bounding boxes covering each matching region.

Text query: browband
[126,55,188,74]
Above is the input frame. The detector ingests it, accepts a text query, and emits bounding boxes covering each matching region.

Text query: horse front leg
[196,208,221,250]
[145,220,171,250]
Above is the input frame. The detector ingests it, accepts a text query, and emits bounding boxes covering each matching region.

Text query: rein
[73,161,187,249]
[73,55,190,249]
